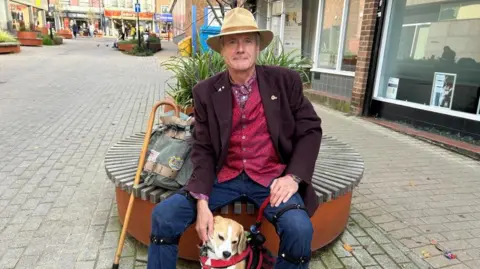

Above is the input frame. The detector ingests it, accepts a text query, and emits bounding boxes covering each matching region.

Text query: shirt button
[242,125,246,129]
[242,148,246,151]
[242,115,246,119]
[243,159,246,163]
[242,136,246,139]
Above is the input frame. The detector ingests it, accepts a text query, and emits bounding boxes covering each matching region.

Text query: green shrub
[126,45,153,57]
[161,36,313,108]
[0,30,17,43]
[42,35,54,45]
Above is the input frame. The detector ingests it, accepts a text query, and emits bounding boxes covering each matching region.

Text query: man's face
[221,33,259,72]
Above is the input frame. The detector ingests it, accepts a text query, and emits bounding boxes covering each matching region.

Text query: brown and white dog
[202,216,248,269]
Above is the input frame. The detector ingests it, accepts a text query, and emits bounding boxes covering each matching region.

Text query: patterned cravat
[230,71,256,109]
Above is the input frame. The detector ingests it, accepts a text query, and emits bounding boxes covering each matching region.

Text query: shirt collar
[229,69,257,89]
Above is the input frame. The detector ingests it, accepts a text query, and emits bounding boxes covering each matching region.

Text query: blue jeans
[147,172,313,269]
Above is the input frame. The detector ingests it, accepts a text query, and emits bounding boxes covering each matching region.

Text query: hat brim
[206,29,274,54]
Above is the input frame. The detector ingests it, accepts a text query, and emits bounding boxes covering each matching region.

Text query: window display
[374,0,480,118]
[314,0,364,73]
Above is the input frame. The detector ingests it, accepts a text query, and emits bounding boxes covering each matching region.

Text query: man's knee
[151,192,196,238]
[280,211,313,239]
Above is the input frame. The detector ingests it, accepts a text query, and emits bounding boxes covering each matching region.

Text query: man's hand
[195,200,213,244]
[270,175,299,207]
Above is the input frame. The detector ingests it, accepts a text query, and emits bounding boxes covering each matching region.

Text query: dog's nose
[222,251,231,258]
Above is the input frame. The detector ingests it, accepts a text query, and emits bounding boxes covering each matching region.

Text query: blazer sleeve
[284,71,323,185]
[184,84,216,198]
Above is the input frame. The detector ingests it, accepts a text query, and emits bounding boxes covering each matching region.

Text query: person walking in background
[72,24,78,39]
[89,23,94,37]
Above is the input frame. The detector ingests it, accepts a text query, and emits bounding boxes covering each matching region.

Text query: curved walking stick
[112,100,179,269]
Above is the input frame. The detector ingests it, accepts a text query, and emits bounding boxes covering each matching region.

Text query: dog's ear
[237,229,247,253]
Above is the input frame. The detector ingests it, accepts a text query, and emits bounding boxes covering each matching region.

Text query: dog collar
[200,246,252,269]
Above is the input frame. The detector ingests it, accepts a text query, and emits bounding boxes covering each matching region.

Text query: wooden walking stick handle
[112,100,179,269]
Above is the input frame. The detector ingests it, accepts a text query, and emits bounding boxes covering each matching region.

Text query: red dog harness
[200,196,274,269]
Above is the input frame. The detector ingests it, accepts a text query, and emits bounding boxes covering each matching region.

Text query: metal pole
[47,0,53,39]
[136,0,141,47]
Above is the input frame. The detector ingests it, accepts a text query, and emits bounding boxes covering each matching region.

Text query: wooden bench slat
[150,189,165,203]
[141,186,156,200]
[105,134,364,211]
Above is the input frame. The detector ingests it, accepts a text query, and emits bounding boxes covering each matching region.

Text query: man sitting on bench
[147,8,322,269]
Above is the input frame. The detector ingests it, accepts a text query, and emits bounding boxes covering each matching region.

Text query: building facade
[103,0,154,36]
[1,0,47,31]
[365,0,480,139]
[54,0,103,33]
[254,0,479,139]
[154,0,170,37]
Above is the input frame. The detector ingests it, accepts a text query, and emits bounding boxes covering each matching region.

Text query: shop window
[374,0,480,118]
[314,0,364,73]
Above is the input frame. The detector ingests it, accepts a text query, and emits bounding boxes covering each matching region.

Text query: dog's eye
[218,235,224,241]
[232,240,238,244]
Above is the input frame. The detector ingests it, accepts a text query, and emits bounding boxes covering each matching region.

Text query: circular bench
[105,132,364,261]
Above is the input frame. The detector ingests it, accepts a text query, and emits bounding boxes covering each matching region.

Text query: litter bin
[198,25,221,52]
[178,36,192,56]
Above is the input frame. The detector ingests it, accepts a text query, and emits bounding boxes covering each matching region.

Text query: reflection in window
[317,0,344,69]
[375,0,480,116]
[341,0,364,71]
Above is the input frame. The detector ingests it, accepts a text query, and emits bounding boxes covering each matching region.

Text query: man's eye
[219,235,225,241]
[232,240,238,244]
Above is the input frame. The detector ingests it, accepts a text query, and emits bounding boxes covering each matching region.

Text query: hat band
[221,25,259,34]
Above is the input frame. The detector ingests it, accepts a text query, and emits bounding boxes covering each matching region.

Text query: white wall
[0,0,8,29]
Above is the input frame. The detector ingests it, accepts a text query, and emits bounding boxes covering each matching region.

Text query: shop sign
[154,13,172,22]
[67,13,90,19]
[104,10,154,20]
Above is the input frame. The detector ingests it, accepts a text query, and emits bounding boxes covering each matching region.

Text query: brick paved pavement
[312,105,480,269]
[0,38,476,269]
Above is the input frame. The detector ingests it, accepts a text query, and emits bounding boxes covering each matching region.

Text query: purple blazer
[184,65,323,216]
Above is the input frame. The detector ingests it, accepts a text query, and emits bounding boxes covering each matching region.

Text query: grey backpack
[141,112,195,190]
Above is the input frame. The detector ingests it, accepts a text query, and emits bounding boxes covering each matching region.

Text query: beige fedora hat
[206,7,274,53]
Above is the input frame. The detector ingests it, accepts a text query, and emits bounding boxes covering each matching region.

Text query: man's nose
[222,251,231,258]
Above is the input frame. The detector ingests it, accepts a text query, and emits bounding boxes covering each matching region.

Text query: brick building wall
[350,0,379,115]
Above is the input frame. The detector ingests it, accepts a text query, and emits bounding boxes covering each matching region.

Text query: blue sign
[134,3,141,13]
[158,13,172,22]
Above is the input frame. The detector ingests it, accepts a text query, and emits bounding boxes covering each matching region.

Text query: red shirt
[216,78,286,187]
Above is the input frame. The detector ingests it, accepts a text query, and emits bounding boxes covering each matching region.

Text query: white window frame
[311,0,356,77]
[372,0,480,121]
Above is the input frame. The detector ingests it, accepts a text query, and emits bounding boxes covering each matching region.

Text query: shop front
[368,0,480,139]
[8,0,46,30]
[104,9,154,37]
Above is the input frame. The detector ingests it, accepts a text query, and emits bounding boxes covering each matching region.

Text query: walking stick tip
[112,263,119,269]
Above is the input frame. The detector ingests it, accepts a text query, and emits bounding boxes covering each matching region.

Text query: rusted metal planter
[115,187,353,261]
[56,29,73,39]
[118,43,136,53]
[16,31,42,47]
[0,42,21,54]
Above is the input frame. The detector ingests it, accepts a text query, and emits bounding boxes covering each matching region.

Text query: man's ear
[238,230,247,253]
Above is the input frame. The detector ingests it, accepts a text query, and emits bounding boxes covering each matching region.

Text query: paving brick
[352,248,378,266]
[381,244,411,264]
[14,255,40,269]
[318,249,344,269]
[372,254,401,269]
[356,237,384,255]
[0,248,24,268]
[424,255,461,268]
[341,257,364,268]
[364,227,391,244]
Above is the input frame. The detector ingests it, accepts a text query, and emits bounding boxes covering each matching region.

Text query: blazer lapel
[256,66,281,156]
[211,72,233,151]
